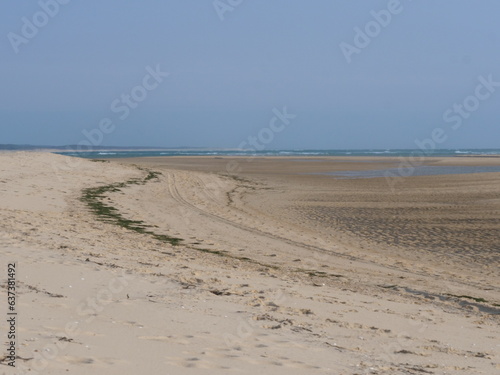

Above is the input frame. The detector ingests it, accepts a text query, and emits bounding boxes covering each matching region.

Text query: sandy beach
[1,152,499,374]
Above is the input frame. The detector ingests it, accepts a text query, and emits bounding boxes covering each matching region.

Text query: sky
[1,0,499,149]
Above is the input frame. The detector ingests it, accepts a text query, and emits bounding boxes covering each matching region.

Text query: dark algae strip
[80,168,182,246]
[445,293,500,307]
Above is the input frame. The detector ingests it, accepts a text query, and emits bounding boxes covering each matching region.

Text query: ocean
[56,148,500,159]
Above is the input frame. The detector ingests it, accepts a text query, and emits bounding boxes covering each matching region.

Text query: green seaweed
[90,159,110,163]
[80,169,181,246]
[445,294,489,304]
[192,248,279,270]
[294,268,343,279]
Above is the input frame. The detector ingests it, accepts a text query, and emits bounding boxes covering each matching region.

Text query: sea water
[56,148,500,159]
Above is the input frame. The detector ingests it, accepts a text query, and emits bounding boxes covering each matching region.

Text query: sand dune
[0,152,499,374]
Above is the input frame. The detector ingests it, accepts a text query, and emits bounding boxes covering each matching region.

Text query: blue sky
[1,0,499,148]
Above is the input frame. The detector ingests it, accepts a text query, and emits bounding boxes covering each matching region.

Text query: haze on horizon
[1,0,499,150]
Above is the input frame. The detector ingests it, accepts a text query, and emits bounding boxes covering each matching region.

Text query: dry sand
[0,152,499,374]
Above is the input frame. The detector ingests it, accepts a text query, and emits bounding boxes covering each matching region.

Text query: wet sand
[118,156,500,277]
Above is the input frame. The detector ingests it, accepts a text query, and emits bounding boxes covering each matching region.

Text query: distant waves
[56,149,500,159]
